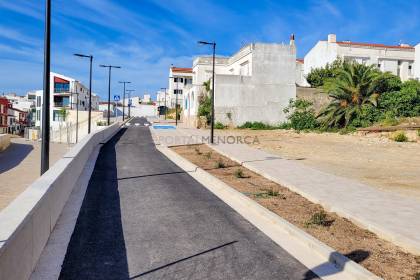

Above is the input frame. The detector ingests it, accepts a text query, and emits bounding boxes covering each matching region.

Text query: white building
[183,38,296,127]
[414,44,420,79]
[142,94,151,103]
[167,67,193,108]
[34,72,99,128]
[304,34,415,81]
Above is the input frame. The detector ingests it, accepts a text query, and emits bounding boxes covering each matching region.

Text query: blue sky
[0,0,419,100]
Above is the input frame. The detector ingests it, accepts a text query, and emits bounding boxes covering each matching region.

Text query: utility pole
[74,53,93,133]
[119,81,131,121]
[99,64,121,125]
[198,41,216,144]
[160,87,167,120]
[41,0,51,175]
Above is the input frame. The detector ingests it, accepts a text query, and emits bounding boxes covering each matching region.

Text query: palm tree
[317,61,380,128]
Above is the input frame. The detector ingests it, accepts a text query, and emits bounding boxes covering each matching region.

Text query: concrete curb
[157,146,382,280]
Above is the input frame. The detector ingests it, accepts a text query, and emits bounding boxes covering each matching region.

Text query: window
[174,77,184,83]
[174,89,183,95]
[409,64,413,75]
[54,82,70,93]
[185,78,192,85]
[36,96,41,107]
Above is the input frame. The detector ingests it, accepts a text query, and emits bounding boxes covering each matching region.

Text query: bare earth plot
[227,129,420,200]
[0,137,71,210]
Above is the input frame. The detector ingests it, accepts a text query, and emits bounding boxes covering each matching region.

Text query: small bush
[283,99,319,131]
[266,188,279,197]
[234,168,245,178]
[414,272,420,280]
[214,158,226,168]
[417,130,420,137]
[194,146,202,155]
[204,151,212,159]
[305,211,328,227]
[96,120,107,126]
[392,131,408,142]
[238,121,277,130]
[214,122,226,129]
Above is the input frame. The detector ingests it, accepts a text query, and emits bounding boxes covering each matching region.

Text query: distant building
[296,58,310,87]
[183,37,296,127]
[0,97,9,134]
[167,67,193,108]
[34,72,99,128]
[415,44,420,80]
[7,105,28,134]
[304,34,415,81]
[142,94,151,103]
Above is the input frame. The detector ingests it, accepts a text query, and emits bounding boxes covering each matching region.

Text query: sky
[0,0,419,100]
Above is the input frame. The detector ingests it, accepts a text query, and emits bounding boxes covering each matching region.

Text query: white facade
[142,94,151,103]
[183,40,296,127]
[167,67,193,108]
[34,72,99,128]
[304,34,416,81]
[415,44,420,80]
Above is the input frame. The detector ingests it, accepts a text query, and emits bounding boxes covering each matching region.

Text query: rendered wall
[215,43,296,126]
[415,44,420,79]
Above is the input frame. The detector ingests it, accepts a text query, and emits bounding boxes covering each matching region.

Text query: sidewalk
[151,126,420,255]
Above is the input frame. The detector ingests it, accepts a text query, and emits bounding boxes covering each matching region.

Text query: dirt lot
[221,129,420,200]
[172,144,420,280]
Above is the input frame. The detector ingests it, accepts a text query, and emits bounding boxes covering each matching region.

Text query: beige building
[304,34,416,81]
[167,67,193,108]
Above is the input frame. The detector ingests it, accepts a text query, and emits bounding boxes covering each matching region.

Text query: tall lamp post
[99,64,121,125]
[168,76,180,126]
[41,0,51,175]
[119,81,131,121]
[198,40,216,144]
[126,89,135,118]
[73,53,93,133]
[160,87,167,120]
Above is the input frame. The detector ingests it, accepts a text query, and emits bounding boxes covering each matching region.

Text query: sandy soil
[172,144,420,280]
[220,129,420,200]
[0,137,71,210]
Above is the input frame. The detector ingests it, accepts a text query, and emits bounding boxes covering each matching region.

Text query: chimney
[328,34,336,43]
[290,34,295,46]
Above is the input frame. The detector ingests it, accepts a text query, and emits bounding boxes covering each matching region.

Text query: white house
[183,38,296,127]
[167,67,193,109]
[304,34,415,81]
[34,72,99,128]
[414,44,420,80]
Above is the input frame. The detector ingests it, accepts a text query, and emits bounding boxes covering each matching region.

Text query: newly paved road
[59,117,318,280]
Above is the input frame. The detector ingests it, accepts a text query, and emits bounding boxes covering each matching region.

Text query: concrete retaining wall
[0,134,10,152]
[0,122,122,280]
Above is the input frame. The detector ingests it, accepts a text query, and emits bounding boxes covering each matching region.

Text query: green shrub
[414,272,420,280]
[194,146,202,155]
[198,95,211,124]
[234,168,245,178]
[237,121,278,130]
[305,211,329,227]
[214,122,226,129]
[392,131,408,142]
[204,151,212,159]
[283,99,319,130]
[214,158,226,168]
[378,80,420,118]
[417,130,420,137]
[306,58,344,87]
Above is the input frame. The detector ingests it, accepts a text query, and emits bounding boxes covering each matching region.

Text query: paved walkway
[59,117,317,280]
[151,126,420,255]
[0,137,71,210]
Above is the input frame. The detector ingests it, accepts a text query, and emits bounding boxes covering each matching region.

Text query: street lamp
[198,40,216,144]
[41,0,51,175]
[160,87,167,120]
[99,64,121,125]
[126,89,135,118]
[74,53,93,133]
[168,76,180,126]
[119,81,131,121]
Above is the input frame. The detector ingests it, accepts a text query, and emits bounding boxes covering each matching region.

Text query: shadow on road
[59,128,130,280]
[302,250,370,280]
[129,241,238,279]
[0,142,33,173]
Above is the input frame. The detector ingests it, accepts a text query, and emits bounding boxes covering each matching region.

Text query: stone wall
[0,134,10,152]
[296,86,331,113]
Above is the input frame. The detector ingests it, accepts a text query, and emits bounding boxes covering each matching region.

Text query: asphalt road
[59,117,318,280]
